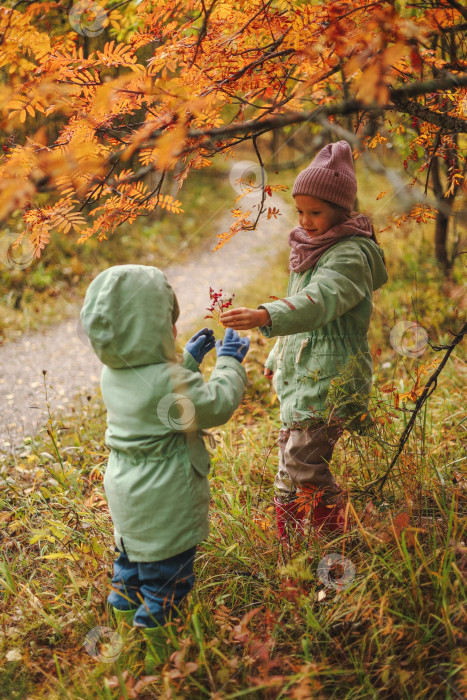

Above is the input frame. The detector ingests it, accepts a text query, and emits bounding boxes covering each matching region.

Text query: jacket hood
[80,265,177,369]
[351,237,388,291]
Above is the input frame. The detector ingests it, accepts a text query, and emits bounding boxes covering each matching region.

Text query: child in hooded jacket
[81,264,249,668]
[221,141,387,540]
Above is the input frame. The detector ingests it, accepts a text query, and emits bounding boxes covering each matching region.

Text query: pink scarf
[288,214,374,273]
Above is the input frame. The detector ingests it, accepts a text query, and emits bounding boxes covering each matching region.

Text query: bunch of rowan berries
[205,287,234,324]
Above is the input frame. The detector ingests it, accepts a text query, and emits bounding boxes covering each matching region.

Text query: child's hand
[220,307,271,330]
[216,328,250,364]
[185,328,216,364]
[264,367,274,381]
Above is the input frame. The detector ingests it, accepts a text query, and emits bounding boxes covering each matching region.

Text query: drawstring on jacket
[295,338,310,364]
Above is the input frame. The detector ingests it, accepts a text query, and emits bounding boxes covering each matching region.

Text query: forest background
[0,0,466,698]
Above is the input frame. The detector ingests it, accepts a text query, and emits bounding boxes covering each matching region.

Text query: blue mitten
[216,328,250,364]
[185,328,216,364]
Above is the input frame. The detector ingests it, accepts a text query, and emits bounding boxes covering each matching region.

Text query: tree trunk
[271,129,279,168]
[431,156,452,275]
[434,207,452,274]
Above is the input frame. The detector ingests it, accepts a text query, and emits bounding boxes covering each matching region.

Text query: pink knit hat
[292,140,357,211]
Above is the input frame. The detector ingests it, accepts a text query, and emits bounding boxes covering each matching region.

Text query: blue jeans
[108,545,196,628]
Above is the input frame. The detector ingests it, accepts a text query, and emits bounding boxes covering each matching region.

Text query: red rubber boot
[310,500,349,535]
[274,497,305,541]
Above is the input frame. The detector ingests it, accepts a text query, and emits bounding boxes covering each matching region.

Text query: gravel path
[0,194,293,452]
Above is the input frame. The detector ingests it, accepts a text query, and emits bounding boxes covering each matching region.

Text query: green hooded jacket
[260,238,387,428]
[81,265,247,562]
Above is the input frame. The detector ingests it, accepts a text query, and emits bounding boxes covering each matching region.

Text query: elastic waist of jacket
[109,443,187,460]
[306,333,369,341]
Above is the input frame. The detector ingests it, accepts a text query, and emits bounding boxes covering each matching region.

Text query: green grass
[0,220,465,698]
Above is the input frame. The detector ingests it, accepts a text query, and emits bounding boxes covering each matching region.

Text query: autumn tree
[0,0,465,268]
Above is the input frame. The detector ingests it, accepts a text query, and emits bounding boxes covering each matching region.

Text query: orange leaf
[393,512,410,532]
[156,123,187,171]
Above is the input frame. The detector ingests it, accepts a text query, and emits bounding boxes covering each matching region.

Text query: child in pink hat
[221,141,388,542]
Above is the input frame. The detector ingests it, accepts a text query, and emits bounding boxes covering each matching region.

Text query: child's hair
[325,200,379,246]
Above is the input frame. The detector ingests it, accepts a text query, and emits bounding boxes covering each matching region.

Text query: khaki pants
[275,422,343,505]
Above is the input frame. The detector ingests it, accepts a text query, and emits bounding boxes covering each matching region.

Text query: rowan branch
[182,97,465,142]
[188,0,218,69]
[213,45,294,89]
[219,0,275,46]
[390,72,467,98]
[85,72,467,148]
[186,73,467,138]
[444,0,467,22]
[388,96,466,133]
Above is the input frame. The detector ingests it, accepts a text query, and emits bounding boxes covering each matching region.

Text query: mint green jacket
[260,238,387,428]
[81,265,247,561]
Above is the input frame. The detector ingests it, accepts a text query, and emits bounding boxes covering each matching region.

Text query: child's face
[294,195,346,238]
[173,323,177,338]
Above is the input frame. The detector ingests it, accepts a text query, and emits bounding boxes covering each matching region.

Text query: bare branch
[362,322,467,496]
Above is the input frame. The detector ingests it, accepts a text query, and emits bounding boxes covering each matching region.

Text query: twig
[188,0,218,69]
[247,135,267,230]
[444,0,467,23]
[424,132,442,197]
[363,322,467,495]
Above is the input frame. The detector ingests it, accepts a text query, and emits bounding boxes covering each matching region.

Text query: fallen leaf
[134,676,159,691]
